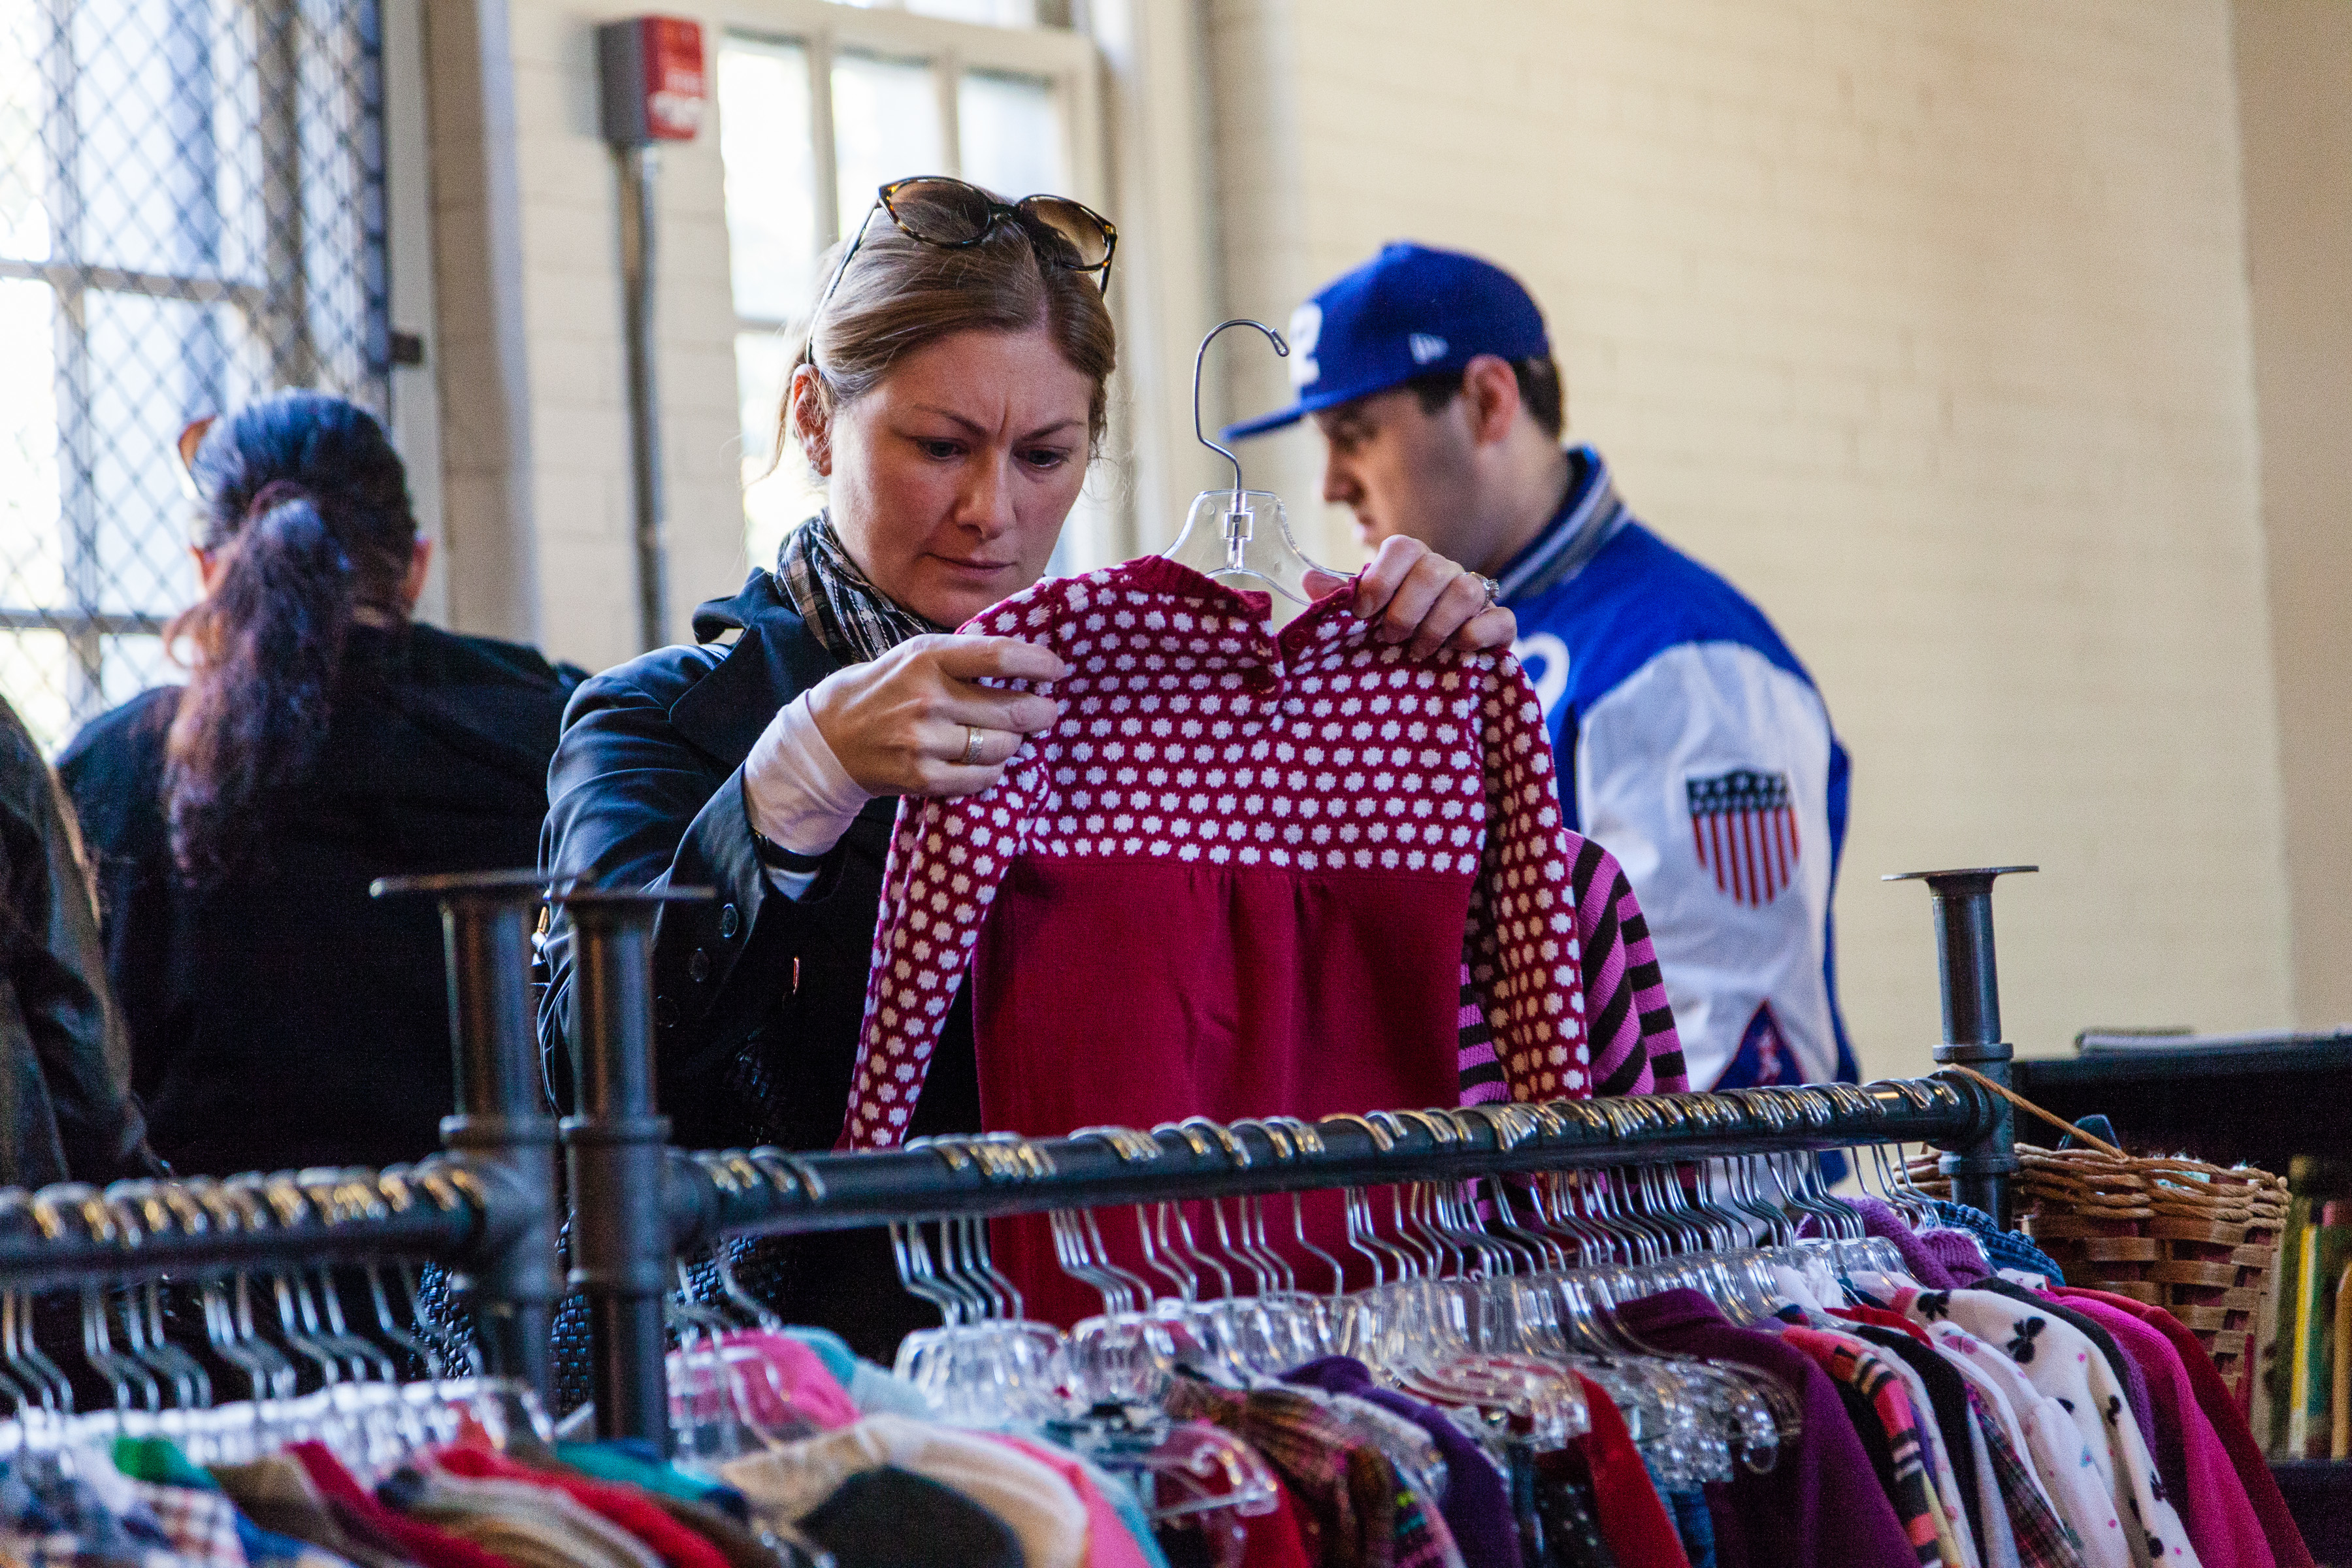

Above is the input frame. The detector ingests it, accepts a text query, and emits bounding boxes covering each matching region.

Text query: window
[713,2,1107,578]
[0,0,388,751]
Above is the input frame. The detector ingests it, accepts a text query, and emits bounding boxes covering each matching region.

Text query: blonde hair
[780,191,1117,466]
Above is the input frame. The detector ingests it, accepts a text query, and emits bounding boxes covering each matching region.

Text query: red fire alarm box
[598,17,706,144]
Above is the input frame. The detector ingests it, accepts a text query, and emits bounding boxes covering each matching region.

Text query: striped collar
[1493,444,1632,603]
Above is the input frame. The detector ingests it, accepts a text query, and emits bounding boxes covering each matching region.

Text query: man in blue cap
[1227,242,1857,1094]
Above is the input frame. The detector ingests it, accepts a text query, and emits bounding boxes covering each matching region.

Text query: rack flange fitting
[1886,864,2036,1225]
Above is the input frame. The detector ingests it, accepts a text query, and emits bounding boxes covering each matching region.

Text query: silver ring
[962,725,986,765]
[1472,573,1502,609]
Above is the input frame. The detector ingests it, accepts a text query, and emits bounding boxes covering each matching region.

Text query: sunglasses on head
[812,176,1117,333]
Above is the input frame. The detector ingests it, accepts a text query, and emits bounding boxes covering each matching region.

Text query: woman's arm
[538,655,821,1118]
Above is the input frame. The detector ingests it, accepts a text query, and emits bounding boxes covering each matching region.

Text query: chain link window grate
[1,0,388,752]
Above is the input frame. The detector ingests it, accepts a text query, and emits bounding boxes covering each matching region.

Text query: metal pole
[1886,865,2036,1224]
[554,886,706,1448]
[665,1077,2006,1250]
[372,870,563,1401]
[616,143,668,651]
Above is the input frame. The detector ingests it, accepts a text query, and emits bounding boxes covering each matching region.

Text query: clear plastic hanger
[0,1169,545,1473]
[1156,319,1339,609]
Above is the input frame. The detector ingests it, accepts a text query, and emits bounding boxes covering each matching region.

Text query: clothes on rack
[0,1424,860,1568]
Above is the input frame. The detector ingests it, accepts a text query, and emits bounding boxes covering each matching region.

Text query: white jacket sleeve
[1574,642,1838,1090]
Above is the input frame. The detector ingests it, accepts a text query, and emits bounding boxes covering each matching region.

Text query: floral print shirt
[1900,1290,2200,1568]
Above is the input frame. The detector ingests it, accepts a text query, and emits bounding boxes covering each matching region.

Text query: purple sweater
[1615,1289,1919,1568]
[1281,1356,1522,1568]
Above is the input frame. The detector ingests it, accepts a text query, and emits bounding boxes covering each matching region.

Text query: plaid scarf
[774,512,947,664]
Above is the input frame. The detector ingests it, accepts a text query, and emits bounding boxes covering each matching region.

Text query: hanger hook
[1193,318,1288,494]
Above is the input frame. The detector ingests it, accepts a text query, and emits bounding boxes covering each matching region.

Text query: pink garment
[670,1330,861,1431]
[1458,837,1689,1104]
[841,561,1607,1324]
[2055,1292,2274,1568]
[2070,1292,2314,1568]
[987,1433,1153,1568]
[844,559,1600,1152]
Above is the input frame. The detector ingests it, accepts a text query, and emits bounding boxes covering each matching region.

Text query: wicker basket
[1907,1142,2289,1397]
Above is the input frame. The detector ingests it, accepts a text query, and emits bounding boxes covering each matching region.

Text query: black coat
[58,623,581,1177]
[0,697,157,1187]
[539,570,979,1357]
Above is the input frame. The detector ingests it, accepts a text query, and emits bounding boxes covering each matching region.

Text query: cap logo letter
[1288,302,1322,387]
[1409,333,1448,365]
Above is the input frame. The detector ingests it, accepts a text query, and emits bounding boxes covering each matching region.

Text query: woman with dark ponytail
[58,391,583,1175]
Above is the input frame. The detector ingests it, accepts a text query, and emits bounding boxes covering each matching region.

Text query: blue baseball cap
[1223,242,1551,440]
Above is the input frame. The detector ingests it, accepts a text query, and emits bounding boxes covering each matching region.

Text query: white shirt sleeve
[743,692,874,900]
[1574,642,1838,1090]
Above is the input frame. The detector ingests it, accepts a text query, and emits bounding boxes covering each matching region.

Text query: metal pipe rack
[659,1076,2005,1249]
[0,875,569,1396]
[551,857,2043,1446]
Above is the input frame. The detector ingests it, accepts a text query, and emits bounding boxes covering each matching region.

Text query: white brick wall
[2238,0,2352,1030]
[427,1,751,672]
[1207,0,2294,1078]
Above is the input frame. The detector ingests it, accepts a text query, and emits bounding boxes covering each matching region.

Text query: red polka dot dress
[841,558,1601,1143]
[841,560,1610,1315]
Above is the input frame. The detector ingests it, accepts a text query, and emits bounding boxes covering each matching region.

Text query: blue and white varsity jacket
[1502,446,1857,1091]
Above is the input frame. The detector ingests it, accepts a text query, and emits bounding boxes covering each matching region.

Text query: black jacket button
[719,903,740,939]
[689,948,711,983]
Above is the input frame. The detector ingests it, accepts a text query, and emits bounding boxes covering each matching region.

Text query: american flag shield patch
[1686,768,1799,907]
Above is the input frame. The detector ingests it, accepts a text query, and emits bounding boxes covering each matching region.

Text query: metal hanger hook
[1193,318,1289,493]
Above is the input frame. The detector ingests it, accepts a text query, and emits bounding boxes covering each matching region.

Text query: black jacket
[57,623,581,1177]
[0,697,157,1187]
[539,569,981,1152]
[539,572,979,1359]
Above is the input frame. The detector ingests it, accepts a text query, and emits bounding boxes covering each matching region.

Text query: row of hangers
[651,1086,1970,1550]
[0,1168,525,1468]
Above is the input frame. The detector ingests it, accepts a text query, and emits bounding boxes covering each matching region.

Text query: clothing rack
[0,872,568,1415]
[0,860,2038,1460]
[546,868,2035,1449]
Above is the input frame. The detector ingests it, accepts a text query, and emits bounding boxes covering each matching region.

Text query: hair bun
[245,479,313,523]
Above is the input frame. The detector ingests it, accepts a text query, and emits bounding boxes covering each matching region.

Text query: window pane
[0,630,71,754]
[909,0,1038,25]
[738,328,825,569]
[98,630,169,708]
[835,0,1038,20]
[0,278,65,614]
[717,36,819,327]
[0,0,50,261]
[85,289,220,617]
[957,70,1061,199]
[830,52,943,241]
[0,0,384,744]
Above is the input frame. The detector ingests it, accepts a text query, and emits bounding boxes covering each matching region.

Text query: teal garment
[555,1441,748,1515]
[778,1327,857,1388]
[781,1325,933,1418]
[112,1435,219,1492]
[1101,1477,1171,1568]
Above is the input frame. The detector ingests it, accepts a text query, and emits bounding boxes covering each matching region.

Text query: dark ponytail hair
[165,391,416,882]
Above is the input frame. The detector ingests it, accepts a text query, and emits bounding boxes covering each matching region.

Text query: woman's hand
[805,634,1068,798]
[1304,536,1516,660]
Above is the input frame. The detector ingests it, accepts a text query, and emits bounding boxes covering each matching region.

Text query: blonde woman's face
[817,326,1093,630]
